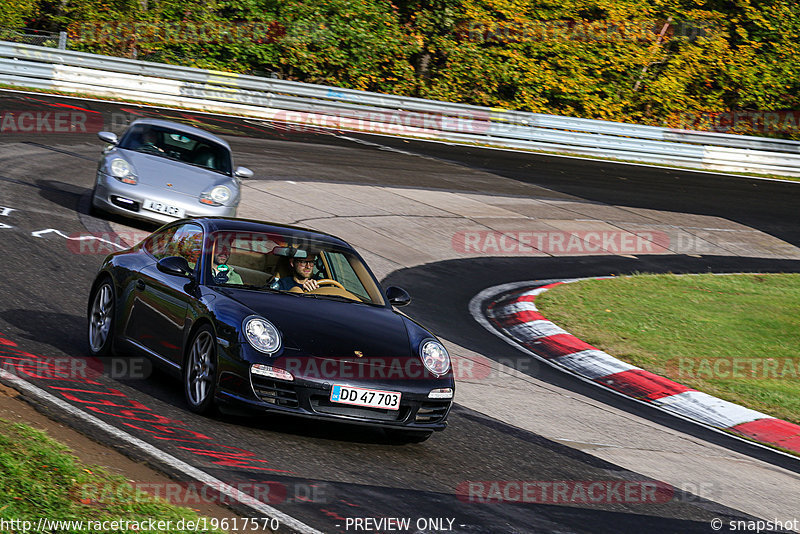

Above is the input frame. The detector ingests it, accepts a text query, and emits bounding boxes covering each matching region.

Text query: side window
[168,224,204,270]
[144,226,178,259]
[144,224,203,270]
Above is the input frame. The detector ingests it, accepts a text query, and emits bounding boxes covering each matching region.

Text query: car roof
[187,217,353,249]
[127,118,230,149]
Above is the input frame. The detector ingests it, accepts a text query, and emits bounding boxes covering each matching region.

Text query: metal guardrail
[2,40,799,177]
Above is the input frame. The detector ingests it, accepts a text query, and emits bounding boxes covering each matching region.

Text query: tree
[1,0,40,28]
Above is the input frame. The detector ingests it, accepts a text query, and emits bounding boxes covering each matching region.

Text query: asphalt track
[1,89,799,533]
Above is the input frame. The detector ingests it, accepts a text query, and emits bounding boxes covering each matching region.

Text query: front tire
[88,279,115,357]
[89,189,105,218]
[183,325,218,414]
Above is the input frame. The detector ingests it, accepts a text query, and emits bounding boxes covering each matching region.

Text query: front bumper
[92,171,237,224]
[219,368,453,431]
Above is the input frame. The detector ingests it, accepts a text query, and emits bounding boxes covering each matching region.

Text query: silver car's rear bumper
[92,172,237,224]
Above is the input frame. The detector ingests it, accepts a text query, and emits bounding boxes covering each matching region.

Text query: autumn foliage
[12,0,800,137]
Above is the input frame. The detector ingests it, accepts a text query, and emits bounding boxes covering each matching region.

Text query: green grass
[0,419,226,534]
[536,273,800,424]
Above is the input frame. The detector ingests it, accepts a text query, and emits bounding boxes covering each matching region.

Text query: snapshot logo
[668,357,800,380]
[452,230,671,256]
[674,111,800,134]
[66,231,151,255]
[272,109,490,137]
[456,480,674,504]
[0,110,104,134]
[78,481,328,506]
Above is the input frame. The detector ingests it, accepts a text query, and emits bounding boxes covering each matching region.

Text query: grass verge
[0,418,226,533]
[535,273,800,425]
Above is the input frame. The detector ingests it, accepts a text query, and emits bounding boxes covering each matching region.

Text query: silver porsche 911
[91,118,253,224]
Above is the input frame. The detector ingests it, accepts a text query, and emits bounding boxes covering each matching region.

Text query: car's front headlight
[419,339,450,376]
[109,158,137,184]
[243,316,281,354]
[200,185,232,206]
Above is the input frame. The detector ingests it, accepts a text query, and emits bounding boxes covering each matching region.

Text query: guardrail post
[58,31,67,50]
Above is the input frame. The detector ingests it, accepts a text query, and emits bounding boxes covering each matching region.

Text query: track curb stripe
[480,280,800,456]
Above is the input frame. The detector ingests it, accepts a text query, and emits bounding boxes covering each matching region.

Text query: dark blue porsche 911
[87,217,454,442]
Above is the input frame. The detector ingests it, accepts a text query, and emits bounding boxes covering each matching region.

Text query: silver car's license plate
[143,199,184,218]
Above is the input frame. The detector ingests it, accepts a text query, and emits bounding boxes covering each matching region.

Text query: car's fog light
[428,388,453,399]
[251,364,293,381]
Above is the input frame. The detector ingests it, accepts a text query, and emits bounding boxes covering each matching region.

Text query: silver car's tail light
[251,364,293,381]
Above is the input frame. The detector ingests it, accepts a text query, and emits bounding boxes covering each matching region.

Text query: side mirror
[98,131,118,145]
[234,166,254,179]
[157,256,194,278]
[386,286,411,307]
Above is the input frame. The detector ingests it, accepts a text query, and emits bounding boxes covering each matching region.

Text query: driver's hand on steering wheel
[301,279,319,291]
[143,143,165,154]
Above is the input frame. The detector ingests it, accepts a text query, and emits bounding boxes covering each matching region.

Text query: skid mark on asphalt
[21,141,97,161]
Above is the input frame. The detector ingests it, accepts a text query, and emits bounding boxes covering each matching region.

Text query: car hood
[122,150,231,196]
[220,289,413,361]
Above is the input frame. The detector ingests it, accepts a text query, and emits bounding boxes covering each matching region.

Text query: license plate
[330,384,401,411]
[143,199,184,217]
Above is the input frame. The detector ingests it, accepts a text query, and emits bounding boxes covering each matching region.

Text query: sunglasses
[295,259,315,265]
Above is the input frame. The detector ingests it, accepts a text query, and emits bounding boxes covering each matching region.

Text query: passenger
[271,252,320,291]
[212,245,243,285]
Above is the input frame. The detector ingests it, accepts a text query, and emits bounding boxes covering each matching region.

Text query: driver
[139,129,164,153]
[271,252,320,292]
[212,245,243,285]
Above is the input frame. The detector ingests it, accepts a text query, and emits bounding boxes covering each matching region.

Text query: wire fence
[0,28,67,49]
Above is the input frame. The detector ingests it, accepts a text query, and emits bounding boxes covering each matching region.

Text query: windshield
[119,124,232,175]
[207,230,385,305]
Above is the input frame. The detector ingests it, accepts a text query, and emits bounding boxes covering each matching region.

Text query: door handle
[136,280,146,291]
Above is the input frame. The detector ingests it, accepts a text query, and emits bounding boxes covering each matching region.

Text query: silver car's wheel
[184,326,217,414]
[88,280,115,356]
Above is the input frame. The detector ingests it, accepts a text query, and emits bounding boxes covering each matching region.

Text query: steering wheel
[315,279,346,290]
